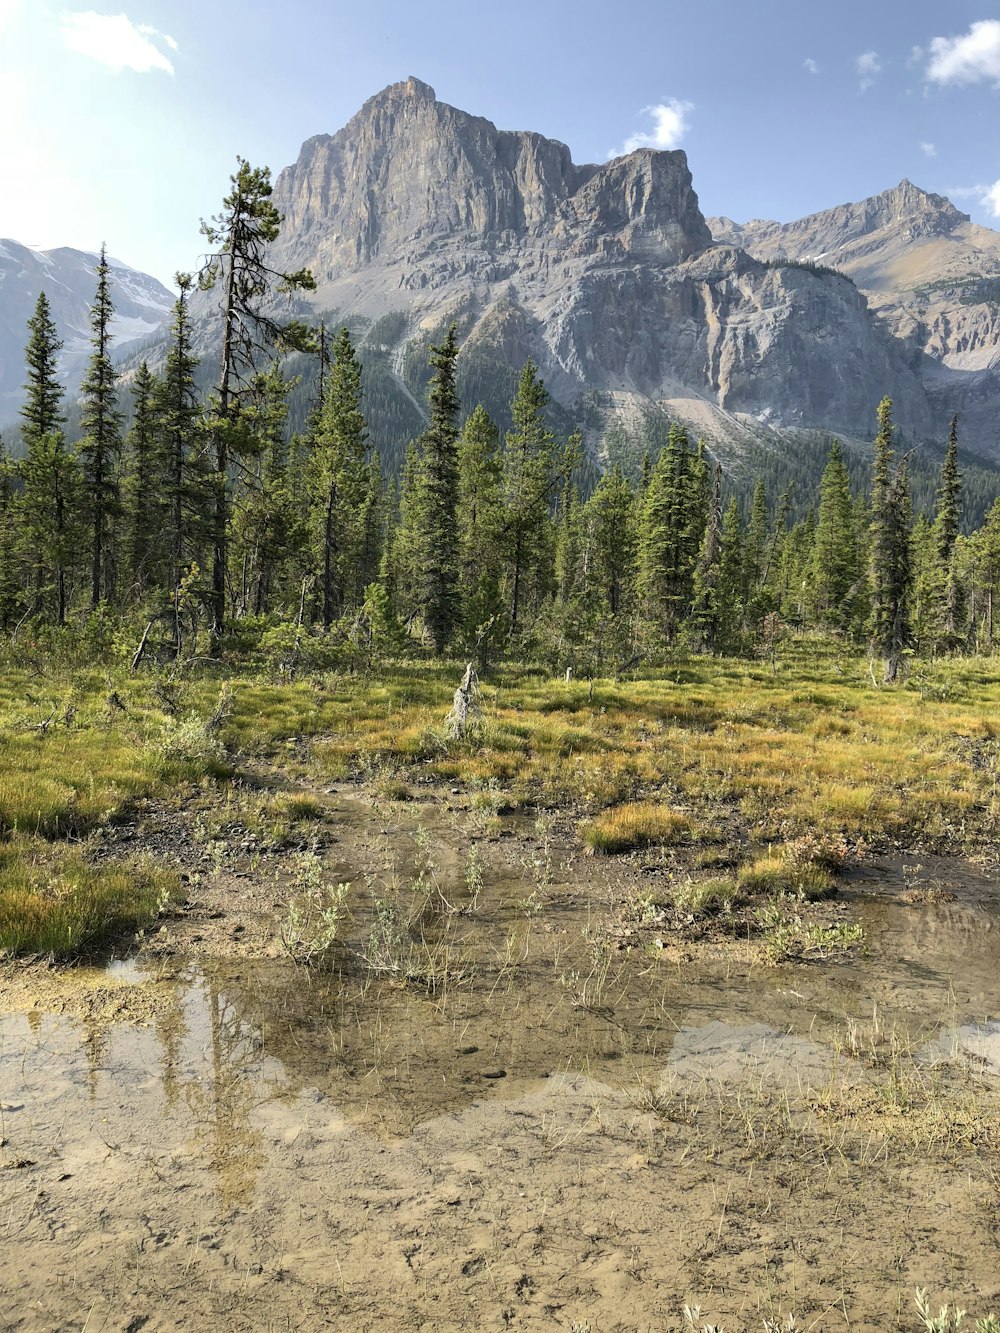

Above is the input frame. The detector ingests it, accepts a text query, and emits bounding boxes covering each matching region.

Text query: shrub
[582,802,690,854]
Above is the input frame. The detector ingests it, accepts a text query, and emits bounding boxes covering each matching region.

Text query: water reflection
[1,870,1000,1199]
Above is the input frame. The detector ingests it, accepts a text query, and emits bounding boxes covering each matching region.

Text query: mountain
[256,78,943,469]
[0,241,173,430]
[708,182,1000,454]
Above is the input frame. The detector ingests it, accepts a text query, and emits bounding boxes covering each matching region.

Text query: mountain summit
[263,79,944,454]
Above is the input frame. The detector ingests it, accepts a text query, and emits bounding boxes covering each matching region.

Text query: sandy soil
[3,785,1000,1330]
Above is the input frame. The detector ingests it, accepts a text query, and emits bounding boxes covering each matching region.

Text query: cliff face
[708,181,1000,450]
[262,80,939,450]
[273,77,712,274]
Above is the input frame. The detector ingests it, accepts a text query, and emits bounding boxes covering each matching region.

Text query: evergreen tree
[20,293,65,448]
[502,362,558,632]
[716,497,746,649]
[0,442,21,631]
[19,295,76,625]
[78,244,124,607]
[585,465,636,618]
[868,397,912,680]
[810,441,861,632]
[157,275,206,645]
[411,325,461,654]
[199,157,315,642]
[456,404,506,660]
[121,362,162,596]
[932,414,964,648]
[307,327,369,626]
[689,463,723,649]
[231,364,302,616]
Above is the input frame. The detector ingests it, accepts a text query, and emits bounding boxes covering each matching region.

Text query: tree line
[0,158,998,677]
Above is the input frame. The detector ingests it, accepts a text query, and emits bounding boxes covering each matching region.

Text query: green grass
[582,802,691,854]
[0,837,181,959]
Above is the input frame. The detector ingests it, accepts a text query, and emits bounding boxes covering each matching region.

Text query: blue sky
[2,0,1000,286]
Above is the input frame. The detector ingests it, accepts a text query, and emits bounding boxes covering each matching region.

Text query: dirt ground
[3,781,1000,1330]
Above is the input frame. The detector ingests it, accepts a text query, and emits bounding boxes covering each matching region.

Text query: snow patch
[111,314,165,343]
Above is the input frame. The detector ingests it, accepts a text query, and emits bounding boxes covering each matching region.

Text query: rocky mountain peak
[872,178,969,232]
[272,79,712,285]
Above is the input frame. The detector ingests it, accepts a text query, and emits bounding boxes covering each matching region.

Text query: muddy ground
[2,777,1000,1330]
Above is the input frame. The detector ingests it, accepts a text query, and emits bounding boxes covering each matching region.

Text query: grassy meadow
[1,640,999,959]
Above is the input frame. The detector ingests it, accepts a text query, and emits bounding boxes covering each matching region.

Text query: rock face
[266,79,941,452]
[708,181,1000,452]
[0,241,173,426]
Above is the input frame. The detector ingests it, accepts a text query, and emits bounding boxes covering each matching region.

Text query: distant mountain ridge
[0,241,173,429]
[257,78,942,461]
[707,182,1000,452]
[10,81,1000,479]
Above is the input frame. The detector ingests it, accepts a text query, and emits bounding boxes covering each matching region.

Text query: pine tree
[157,275,206,645]
[412,324,461,654]
[231,363,302,616]
[0,442,21,631]
[974,499,1000,650]
[586,465,636,618]
[19,295,76,624]
[199,157,315,642]
[456,404,506,660]
[810,441,860,632]
[307,327,369,626]
[932,415,964,648]
[20,293,65,448]
[868,397,912,680]
[716,497,746,649]
[78,244,124,607]
[121,362,162,596]
[689,463,723,649]
[502,362,557,632]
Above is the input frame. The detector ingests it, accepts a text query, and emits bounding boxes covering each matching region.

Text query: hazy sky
[3,0,1000,287]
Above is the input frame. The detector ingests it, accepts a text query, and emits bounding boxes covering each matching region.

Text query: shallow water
[3,860,1000,1329]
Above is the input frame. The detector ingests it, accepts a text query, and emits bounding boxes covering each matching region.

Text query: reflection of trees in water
[210,957,688,1138]
[180,970,266,1206]
[81,1010,108,1101]
[154,978,188,1111]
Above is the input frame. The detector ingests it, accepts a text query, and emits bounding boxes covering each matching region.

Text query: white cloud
[60,11,177,74]
[945,181,1000,218]
[856,50,882,91]
[609,99,693,158]
[920,141,937,157]
[0,0,23,35]
[927,20,1000,87]
[804,57,820,75]
[138,22,177,51]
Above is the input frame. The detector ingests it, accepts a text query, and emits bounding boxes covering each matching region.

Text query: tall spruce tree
[79,244,124,607]
[121,361,161,595]
[21,293,65,446]
[586,465,636,618]
[502,362,557,632]
[307,326,368,626]
[199,157,314,642]
[412,324,461,654]
[456,403,505,658]
[868,396,912,680]
[0,442,20,631]
[933,414,964,647]
[157,275,206,644]
[19,294,76,624]
[810,441,860,632]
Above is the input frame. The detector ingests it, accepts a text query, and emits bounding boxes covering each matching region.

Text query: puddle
[3,852,1000,1327]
